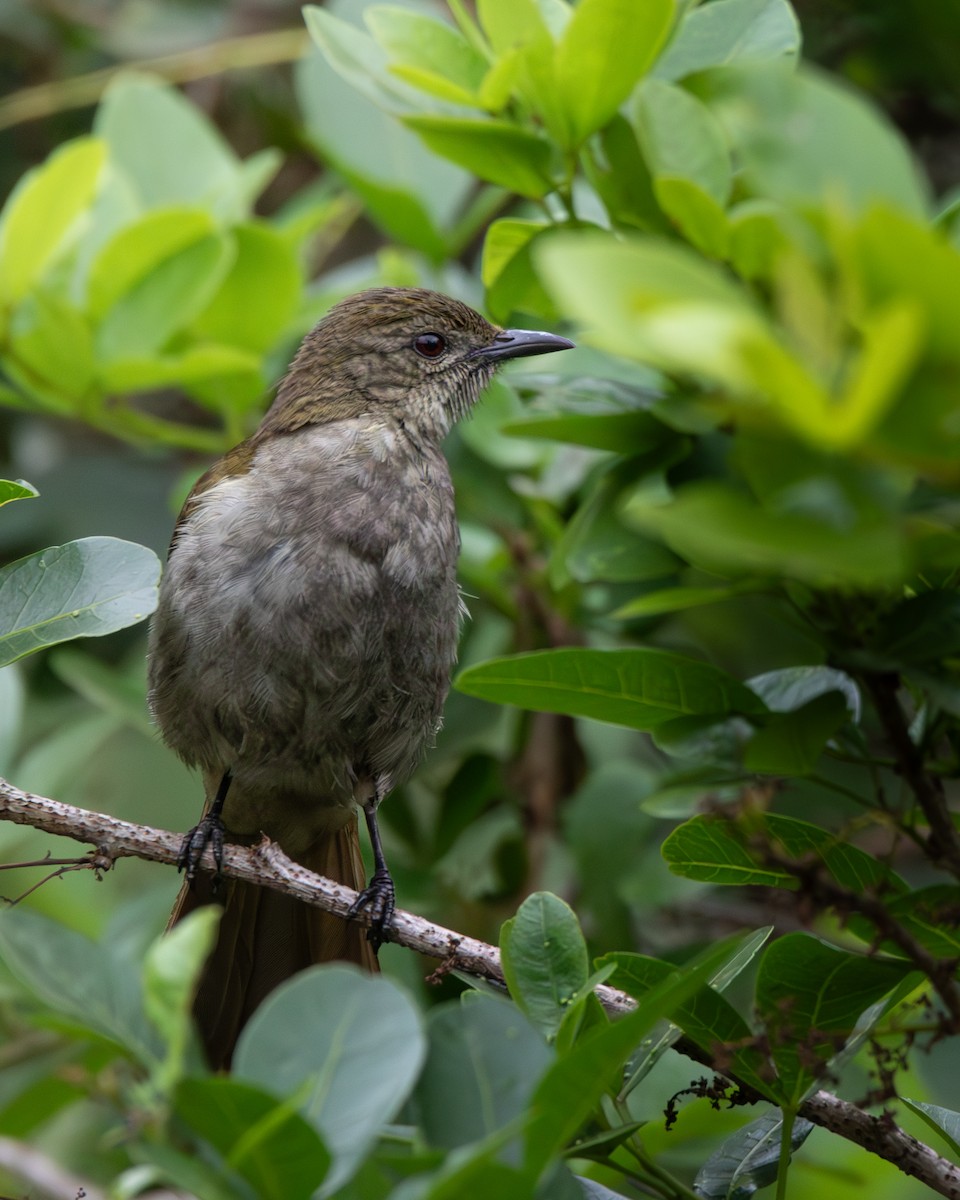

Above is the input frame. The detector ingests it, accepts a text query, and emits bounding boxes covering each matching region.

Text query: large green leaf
[554,0,673,144]
[455,647,767,729]
[234,966,425,1197]
[634,79,732,205]
[743,691,849,776]
[694,1109,814,1200]
[754,933,913,1105]
[8,290,95,400]
[415,993,553,1149]
[662,812,905,892]
[0,137,105,304]
[0,536,160,668]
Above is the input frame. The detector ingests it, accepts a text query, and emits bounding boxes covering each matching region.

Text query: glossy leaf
[662,812,905,892]
[0,536,160,668]
[456,647,767,729]
[500,892,589,1041]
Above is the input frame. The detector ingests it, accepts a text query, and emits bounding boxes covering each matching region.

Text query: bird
[147,286,574,1067]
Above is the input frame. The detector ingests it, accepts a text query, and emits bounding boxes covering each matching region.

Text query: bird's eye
[414,332,447,359]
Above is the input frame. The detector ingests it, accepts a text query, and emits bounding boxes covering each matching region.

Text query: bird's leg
[178,769,232,884]
[347,791,396,950]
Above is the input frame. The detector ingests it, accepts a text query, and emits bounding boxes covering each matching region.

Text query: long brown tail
[168,819,378,1070]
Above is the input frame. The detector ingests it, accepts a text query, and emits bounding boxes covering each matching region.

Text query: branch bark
[2,776,959,1199]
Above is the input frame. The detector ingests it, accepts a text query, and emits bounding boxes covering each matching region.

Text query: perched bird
[148,286,573,1067]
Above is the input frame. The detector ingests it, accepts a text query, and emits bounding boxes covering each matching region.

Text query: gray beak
[475,328,575,362]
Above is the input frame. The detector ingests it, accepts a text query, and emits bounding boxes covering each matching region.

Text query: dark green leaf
[175,1076,330,1200]
[455,647,767,729]
[743,691,849,776]
[0,536,160,667]
[500,892,590,1041]
[502,409,669,452]
[746,666,861,721]
[662,812,905,892]
[874,591,960,666]
[755,933,913,1105]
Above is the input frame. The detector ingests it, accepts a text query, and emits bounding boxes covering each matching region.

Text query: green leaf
[873,591,960,666]
[481,218,558,323]
[0,536,160,668]
[653,177,731,257]
[500,892,589,1042]
[601,936,775,1099]
[86,208,216,319]
[95,74,245,216]
[455,647,767,729]
[502,409,669,452]
[582,116,669,233]
[654,0,800,82]
[96,234,234,361]
[901,1099,960,1161]
[402,115,554,197]
[304,4,422,113]
[634,79,732,205]
[0,137,105,303]
[366,6,488,97]
[746,665,861,721]
[0,906,161,1064]
[192,223,301,352]
[415,993,553,1149]
[555,0,673,144]
[612,581,764,618]
[296,49,471,259]
[662,812,905,892]
[100,343,261,394]
[708,64,928,218]
[175,1076,331,1200]
[743,691,849,776]
[8,290,95,400]
[883,887,960,959]
[755,933,913,1105]
[523,942,735,1172]
[143,908,221,1092]
[629,482,907,587]
[694,1109,814,1200]
[234,966,425,1197]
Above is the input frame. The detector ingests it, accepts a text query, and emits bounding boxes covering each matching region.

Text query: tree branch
[2,776,959,1198]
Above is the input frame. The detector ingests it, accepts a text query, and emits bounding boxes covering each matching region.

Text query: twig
[2,776,960,1198]
[866,673,960,879]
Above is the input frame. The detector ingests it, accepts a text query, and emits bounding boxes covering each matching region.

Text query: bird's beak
[474,328,575,362]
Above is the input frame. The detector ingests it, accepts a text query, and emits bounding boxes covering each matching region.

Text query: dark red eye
[414,332,446,359]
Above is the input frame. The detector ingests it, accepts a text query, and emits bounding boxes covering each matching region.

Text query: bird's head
[259,287,574,441]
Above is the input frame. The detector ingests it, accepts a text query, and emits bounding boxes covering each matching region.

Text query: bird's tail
[168,818,378,1070]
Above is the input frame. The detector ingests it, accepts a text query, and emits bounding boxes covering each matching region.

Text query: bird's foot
[177,813,225,884]
[347,867,396,950]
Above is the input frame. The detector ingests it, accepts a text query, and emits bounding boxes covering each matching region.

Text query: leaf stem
[776,1108,796,1200]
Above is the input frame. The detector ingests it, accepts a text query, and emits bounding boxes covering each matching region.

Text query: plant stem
[776,1108,796,1200]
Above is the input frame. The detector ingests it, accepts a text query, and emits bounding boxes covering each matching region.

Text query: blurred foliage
[2,0,960,1198]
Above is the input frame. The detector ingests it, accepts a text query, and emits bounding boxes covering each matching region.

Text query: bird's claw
[177,813,225,884]
[347,867,395,950]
